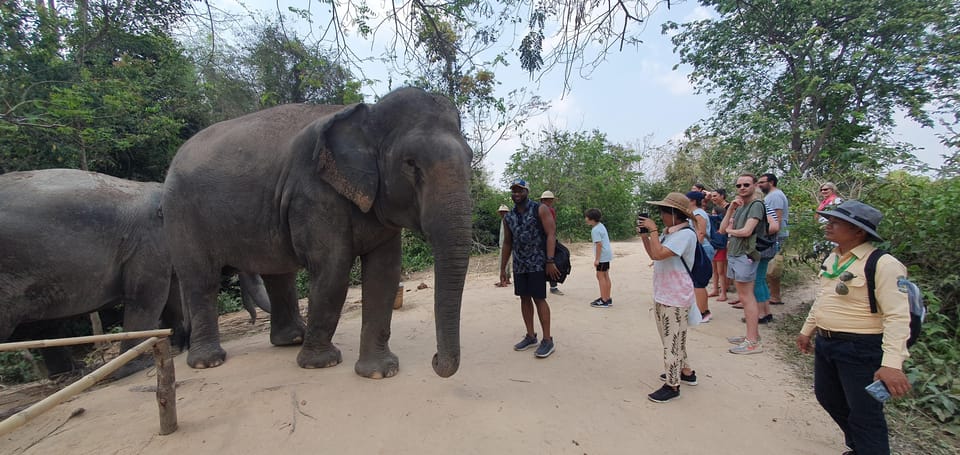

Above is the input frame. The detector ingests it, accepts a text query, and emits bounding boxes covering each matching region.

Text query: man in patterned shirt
[500,179,561,358]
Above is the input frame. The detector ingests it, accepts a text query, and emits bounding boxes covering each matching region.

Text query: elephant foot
[355,351,399,379]
[270,323,305,346]
[187,345,227,369]
[297,345,342,369]
[110,355,154,380]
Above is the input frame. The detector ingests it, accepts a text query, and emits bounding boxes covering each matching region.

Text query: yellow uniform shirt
[800,242,911,369]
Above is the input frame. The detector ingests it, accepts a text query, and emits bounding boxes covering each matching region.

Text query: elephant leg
[114,269,176,377]
[172,262,226,369]
[355,235,402,379]
[260,273,305,346]
[297,257,353,369]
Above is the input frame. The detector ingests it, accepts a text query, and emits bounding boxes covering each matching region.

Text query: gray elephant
[0,169,269,376]
[161,87,473,378]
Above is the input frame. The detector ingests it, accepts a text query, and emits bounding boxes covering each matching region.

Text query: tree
[504,129,642,239]
[664,0,959,176]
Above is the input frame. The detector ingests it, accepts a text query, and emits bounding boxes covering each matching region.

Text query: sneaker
[513,333,538,351]
[740,314,774,324]
[591,298,612,308]
[647,384,680,403]
[659,370,698,386]
[727,335,747,344]
[550,287,564,295]
[589,297,603,306]
[700,310,712,323]
[729,339,763,355]
[535,337,555,358]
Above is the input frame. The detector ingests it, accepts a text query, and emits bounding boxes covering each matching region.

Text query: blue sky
[225,1,950,183]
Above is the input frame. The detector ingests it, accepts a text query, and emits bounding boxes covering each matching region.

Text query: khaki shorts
[767,252,783,278]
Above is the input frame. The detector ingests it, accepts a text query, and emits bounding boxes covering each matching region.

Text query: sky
[222,0,951,185]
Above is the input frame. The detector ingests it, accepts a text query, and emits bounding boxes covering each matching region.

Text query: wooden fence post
[152,337,177,435]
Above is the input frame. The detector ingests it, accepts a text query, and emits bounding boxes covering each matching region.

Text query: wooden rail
[0,329,177,436]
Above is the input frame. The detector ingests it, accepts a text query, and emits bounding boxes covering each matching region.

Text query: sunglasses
[820,188,831,192]
[735,183,752,188]
[835,271,855,295]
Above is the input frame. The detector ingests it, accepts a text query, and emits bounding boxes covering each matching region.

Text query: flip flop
[726,299,740,305]
[770,301,785,305]
[731,303,744,309]
[707,292,720,297]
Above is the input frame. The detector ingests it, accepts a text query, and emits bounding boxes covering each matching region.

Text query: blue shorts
[727,254,759,283]
[514,270,547,299]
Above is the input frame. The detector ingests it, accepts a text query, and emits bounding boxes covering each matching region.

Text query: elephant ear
[311,103,378,213]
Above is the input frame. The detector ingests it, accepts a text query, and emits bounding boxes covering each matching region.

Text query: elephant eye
[405,159,416,167]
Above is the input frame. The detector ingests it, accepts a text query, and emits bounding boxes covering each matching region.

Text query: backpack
[679,227,713,288]
[552,241,572,284]
[864,249,926,347]
[708,213,728,250]
[749,200,776,252]
[529,201,572,283]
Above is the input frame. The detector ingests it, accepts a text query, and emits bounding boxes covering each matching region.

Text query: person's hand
[638,217,657,234]
[796,334,813,354]
[500,271,508,285]
[730,197,744,210]
[546,262,560,280]
[875,367,912,398]
[594,259,599,268]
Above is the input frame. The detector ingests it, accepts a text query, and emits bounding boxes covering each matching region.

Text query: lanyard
[822,255,857,279]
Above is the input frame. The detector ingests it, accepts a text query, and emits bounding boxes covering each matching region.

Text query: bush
[216,291,243,315]
[0,351,42,384]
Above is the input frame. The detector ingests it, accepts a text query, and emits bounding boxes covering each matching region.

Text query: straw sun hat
[645,192,694,218]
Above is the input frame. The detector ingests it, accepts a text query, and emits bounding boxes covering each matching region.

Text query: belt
[815,327,882,341]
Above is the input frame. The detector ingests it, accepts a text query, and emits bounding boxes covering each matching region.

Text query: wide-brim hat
[540,190,555,200]
[646,192,694,218]
[497,204,509,212]
[816,200,883,241]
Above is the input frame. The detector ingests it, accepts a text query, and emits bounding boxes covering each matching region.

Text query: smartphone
[637,212,650,234]
[865,380,891,403]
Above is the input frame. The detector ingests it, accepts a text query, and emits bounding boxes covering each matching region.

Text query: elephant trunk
[425,195,471,378]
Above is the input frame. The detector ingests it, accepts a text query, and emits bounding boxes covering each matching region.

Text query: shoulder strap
[865,249,888,314]
[677,226,696,275]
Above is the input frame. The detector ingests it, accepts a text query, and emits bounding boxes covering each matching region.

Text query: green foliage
[665,0,957,176]
[861,172,960,432]
[0,351,42,384]
[401,230,434,272]
[504,129,643,241]
[216,291,243,315]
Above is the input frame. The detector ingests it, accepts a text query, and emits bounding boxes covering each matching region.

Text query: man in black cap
[501,179,561,358]
[796,200,912,455]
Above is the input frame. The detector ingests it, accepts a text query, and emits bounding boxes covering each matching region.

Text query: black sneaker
[534,337,555,358]
[659,370,698,386]
[648,384,680,403]
[591,298,612,308]
[514,333,538,351]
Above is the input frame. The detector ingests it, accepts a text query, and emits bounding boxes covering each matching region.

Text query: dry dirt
[0,240,846,454]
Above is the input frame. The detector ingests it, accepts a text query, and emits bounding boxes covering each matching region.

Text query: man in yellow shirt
[796,201,911,455]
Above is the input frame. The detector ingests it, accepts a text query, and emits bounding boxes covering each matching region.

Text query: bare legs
[521,296,551,340]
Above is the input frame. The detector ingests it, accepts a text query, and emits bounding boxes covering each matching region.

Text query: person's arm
[500,218,513,284]
[727,201,762,237]
[767,209,781,235]
[873,255,912,397]
[694,213,707,242]
[539,204,560,280]
[719,199,739,235]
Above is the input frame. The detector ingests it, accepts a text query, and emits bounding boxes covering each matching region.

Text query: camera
[637,212,650,234]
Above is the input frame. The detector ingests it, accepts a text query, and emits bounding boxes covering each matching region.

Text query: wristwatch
[546,256,555,263]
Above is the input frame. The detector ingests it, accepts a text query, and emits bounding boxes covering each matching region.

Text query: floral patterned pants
[655,303,692,387]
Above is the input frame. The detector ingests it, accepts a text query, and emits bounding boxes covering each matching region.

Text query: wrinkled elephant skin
[162,87,473,378]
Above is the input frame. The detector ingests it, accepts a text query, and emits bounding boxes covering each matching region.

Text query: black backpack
[553,241,572,284]
[864,249,926,347]
[748,200,775,252]
[679,227,712,288]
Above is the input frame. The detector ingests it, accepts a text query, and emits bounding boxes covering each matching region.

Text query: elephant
[0,169,270,377]
[161,87,473,378]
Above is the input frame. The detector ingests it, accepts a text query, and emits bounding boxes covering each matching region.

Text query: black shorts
[596,262,610,272]
[514,270,547,299]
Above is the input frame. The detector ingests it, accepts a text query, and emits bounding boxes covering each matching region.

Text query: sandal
[731,303,744,309]
[726,299,740,305]
[770,301,785,305]
[707,291,720,297]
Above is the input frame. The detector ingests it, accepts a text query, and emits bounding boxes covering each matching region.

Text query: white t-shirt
[653,228,696,308]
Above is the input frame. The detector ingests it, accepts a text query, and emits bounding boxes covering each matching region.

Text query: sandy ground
[0,240,847,455]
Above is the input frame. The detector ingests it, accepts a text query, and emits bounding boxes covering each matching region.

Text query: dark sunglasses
[735,183,752,188]
[820,188,830,191]
[835,271,855,295]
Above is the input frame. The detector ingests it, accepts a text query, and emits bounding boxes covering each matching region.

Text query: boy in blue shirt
[585,208,613,307]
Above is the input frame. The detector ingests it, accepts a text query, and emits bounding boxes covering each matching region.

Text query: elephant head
[307,88,473,377]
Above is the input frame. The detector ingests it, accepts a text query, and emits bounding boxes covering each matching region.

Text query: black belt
[816,327,882,341]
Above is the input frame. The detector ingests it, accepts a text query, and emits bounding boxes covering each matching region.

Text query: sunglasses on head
[735,183,751,188]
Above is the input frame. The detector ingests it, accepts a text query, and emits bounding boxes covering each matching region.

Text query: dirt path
[0,240,844,454]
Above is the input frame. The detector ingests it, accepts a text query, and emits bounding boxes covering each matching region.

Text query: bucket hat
[646,192,694,218]
[816,200,883,241]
